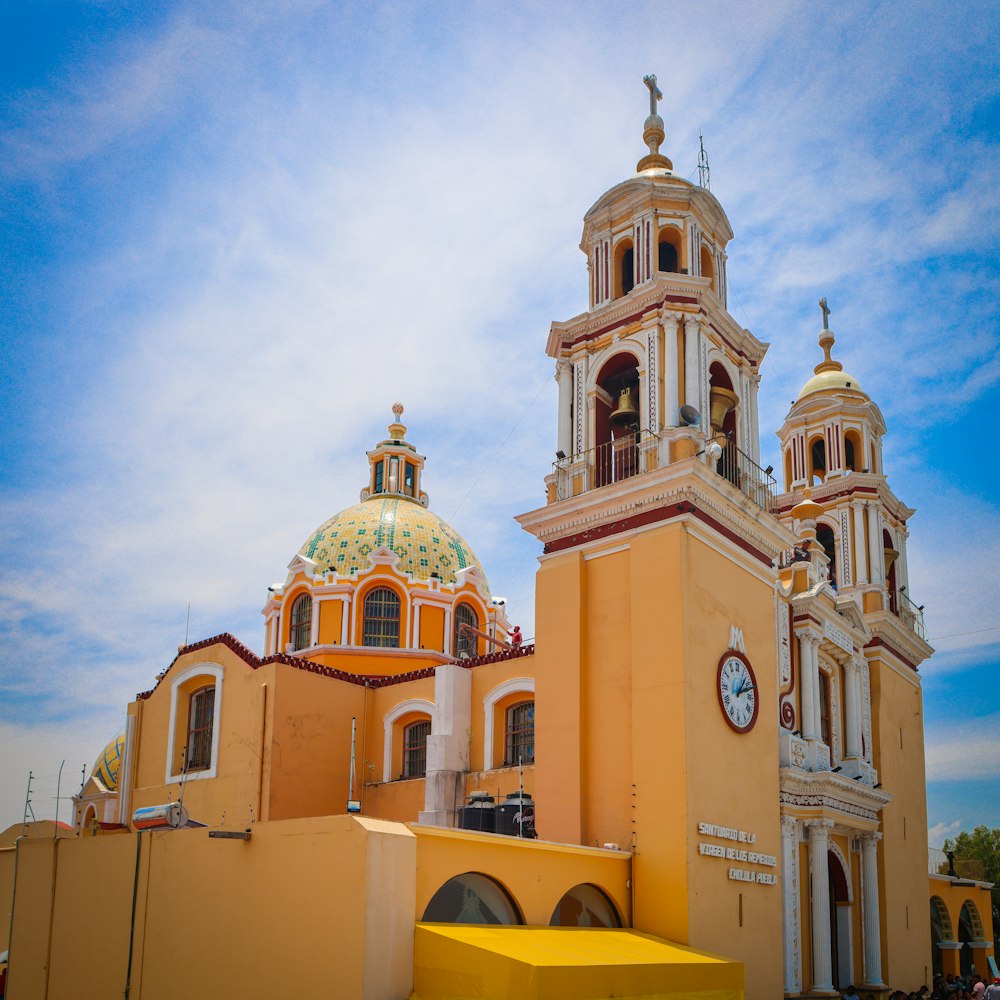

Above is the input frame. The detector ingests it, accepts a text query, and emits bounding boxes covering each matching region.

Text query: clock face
[717,651,759,733]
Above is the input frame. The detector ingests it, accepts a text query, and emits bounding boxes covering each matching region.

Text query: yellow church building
[0,78,993,1000]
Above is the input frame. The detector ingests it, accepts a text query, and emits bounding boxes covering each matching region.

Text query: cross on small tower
[643,74,662,117]
[819,297,832,330]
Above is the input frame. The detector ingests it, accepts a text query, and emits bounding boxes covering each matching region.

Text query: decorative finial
[637,74,673,173]
[814,298,842,375]
[697,130,711,191]
[388,401,407,438]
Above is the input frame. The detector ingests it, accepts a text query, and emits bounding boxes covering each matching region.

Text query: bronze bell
[709,386,739,432]
[609,386,640,426]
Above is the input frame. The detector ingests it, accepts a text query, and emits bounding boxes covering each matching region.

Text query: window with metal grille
[186,686,215,771]
[403,720,430,779]
[505,701,534,766]
[374,460,384,493]
[453,603,479,658]
[290,593,312,651]
[404,462,415,497]
[363,587,401,647]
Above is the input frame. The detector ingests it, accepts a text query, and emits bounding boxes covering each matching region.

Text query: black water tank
[496,792,536,838]
[458,792,496,832]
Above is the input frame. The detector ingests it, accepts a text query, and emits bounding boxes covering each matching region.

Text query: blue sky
[1,1,997,841]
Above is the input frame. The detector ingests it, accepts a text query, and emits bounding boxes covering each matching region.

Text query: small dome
[798,369,865,399]
[299,495,490,597]
[92,731,125,792]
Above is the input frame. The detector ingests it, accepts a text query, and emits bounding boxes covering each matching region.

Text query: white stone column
[310,598,319,647]
[799,633,818,741]
[683,315,701,414]
[866,504,883,586]
[749,372,761,464]
[662,315,680,429]
[572,355,589,457]
[852,502,868,585]
[844,659,861,759]
[556,360,573,458]
[340,596,350,646]
[781,816,802,994]
[807,818,835,993]
[412,601,422,649]
[897,527,911,595]
[860,832,886,988]
[443,607,452,657]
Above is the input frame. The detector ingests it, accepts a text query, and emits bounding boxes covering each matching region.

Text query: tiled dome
[92,731,125,792]
[299,495,490,597]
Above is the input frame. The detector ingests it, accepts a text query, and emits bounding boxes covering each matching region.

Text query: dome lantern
[363,402,429,507]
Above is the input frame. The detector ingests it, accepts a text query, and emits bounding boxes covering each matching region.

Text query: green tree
[943,825,1000,954]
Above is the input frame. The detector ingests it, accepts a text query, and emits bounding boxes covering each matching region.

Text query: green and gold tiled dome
[300,496,490,596]
[92,731,125,792]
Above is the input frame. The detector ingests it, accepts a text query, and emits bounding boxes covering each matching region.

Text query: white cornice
[775,474,915,523]
[516,457,795,560]
[779,768,892,826]
[865,611,934,669]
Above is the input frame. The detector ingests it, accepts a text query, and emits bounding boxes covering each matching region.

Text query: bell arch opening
[594,352,641,487]
[613,239,635,298]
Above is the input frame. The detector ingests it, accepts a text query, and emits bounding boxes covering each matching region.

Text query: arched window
[817,523,837,589]
[844,431,862,472]
[290,593,312,651]
[422,872,522,924]
[363,587,401,647]
[550,883,622,927]
[453,603,479,658]
[402,719,430,779]
[700,244,715,291]
[657,230,680,273]
[505,700,535,766]
[186,686,216,771]
[809,437,827,485]
[594,351,641,487]
[614,239,634,298]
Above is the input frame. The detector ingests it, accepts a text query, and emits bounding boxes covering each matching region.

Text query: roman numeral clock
[717,650,759,733]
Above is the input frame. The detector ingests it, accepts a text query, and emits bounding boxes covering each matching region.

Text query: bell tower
[548,77,771,510]
[518,77,795,1000]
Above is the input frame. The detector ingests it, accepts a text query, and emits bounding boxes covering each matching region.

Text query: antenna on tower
[697,130,711,191]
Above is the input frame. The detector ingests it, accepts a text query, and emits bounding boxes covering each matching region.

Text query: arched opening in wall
[930,896,954,977]
[504,700,535,766]
[818,670,832,748]
[708,362,739,487]
[82,805,97,837]
[550,884,622,927]
[594,352,641,488]
[657,226,681,273]
[362,586,402,647]
[289,592,312,651]
[613,239,634,298]
[870,440,878,475]
[827,850,852,991]
[958,900,983,976]
[422,872,523,924]
[882,528,899,614]
[844,430,862,473]
[186,685,216,771]
[453,602,479,658]
[817,523,837,589]
[808,436,827,486]
[783,448,794,492]
[700,244,716,292]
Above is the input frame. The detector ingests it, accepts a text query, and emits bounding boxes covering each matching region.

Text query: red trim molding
[865,636,919,672]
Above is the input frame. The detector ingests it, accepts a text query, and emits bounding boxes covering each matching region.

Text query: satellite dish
[679,405,701,427]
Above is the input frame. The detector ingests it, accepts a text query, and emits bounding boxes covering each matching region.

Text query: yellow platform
[412,924,744,1000]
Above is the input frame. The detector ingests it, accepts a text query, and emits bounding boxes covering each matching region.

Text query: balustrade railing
[552,431,776,512]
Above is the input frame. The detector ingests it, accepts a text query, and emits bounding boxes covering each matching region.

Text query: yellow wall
[5,816,416,1000]
[930,876,996,977]
[870,650,932,986]
[412,824,630,927]
[532,518,783,1000]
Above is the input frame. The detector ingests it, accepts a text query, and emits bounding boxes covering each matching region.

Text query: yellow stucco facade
[2,80,991,1000]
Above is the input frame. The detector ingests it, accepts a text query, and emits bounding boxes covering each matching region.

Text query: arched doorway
[828,848,853,990]
[958,900,983,976]
[930,896,954,977]
[817,522,837,589]
[593,352,641,487]
[708,362,739,487]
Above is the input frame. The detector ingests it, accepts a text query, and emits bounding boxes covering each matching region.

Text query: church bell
[709,386,739,432]
[609,386,640,427]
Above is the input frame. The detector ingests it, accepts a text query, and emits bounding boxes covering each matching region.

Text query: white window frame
[482,678,535,771]
[166,662,224,784]
[382,699,436,782]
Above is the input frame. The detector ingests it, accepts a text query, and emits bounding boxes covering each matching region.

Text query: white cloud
[925,713,1000,782]
[928,820,961,850]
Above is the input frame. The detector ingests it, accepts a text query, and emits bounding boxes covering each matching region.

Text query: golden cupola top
[797,299,865,399]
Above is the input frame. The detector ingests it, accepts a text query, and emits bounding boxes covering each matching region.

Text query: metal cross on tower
[819,297,832,330]
[643,74,662,117]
